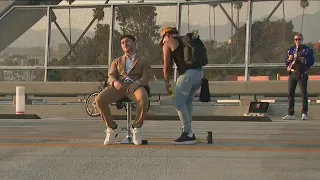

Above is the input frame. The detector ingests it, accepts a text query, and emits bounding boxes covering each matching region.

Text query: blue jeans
[174,68,203,134]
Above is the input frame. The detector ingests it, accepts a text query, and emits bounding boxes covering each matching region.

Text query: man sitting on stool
[95,34,152,145]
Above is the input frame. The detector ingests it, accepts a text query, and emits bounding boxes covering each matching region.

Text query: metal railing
[0,0,319,81]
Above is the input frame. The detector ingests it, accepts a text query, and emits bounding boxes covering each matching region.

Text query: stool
[117,97,134,144]
[116,85,151,144]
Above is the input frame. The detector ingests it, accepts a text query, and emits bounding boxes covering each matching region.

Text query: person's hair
[166,29,178,36]
[120,34,136,42]
[294,33,303,38]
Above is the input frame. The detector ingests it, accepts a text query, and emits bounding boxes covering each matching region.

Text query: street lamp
[228,37,232,45]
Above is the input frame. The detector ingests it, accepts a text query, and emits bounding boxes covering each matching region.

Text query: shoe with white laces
[132,127,142,145]
[282,115,295,120]
[301,113,307,120]
[104,126,120,145]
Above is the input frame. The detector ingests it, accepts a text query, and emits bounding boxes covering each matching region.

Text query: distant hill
[9,28,94,48]
[168,10,320,43]
[8,10,320,48]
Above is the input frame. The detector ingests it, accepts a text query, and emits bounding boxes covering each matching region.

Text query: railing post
[174,2,182,82]
[244,0,253,81]
[108,5,115,67]
[44,6,51,82]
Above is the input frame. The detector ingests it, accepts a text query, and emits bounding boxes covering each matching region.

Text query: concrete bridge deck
[1,117,320,180]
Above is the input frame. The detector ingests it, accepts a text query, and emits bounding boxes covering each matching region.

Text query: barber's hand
[127,82,139,94]
[288,55,294,61]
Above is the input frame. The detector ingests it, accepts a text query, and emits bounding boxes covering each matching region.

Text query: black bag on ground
[199,77,211,102]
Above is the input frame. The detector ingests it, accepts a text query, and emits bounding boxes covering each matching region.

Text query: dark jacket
[285,45,314,72]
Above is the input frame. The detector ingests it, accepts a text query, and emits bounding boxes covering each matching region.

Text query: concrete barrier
[0,81,318,118]
[0,81,319,97]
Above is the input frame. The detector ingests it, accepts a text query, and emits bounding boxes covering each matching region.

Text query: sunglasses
[295,38,302,41]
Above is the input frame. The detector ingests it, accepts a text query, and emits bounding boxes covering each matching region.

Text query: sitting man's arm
[135,59,152,87]
[108,59,119,87]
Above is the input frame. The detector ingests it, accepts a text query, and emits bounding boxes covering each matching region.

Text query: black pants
[288,72,309,115]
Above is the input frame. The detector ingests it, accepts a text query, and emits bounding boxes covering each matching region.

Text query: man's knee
[95,88,116,107]
[134,87,148,101]
[95,93,105,108]
[174,90,188,109]
[136,95,149,108]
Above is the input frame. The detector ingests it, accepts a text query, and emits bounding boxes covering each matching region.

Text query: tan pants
[95,85,149,129]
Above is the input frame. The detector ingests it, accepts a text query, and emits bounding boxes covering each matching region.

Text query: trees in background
[1,2,317,81]
[48,5,161,81]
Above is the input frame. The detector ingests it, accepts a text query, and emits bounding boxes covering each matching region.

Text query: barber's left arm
[304,48,315,69]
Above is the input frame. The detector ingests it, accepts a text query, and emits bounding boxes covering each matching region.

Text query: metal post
[209,5,211,41]
[44,6,51,82]
[108,5,115,67]
[219,4,239,32]
[244,0,253,81]
[126,103,131,138]
[266,0,284,21]
[174,2,182,82]
[118,102,133,144]
[176,3,181,32]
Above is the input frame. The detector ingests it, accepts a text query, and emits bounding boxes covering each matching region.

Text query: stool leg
[118,102,133,144]
[126,102,132,137]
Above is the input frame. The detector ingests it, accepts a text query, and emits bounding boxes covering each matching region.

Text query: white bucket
[16,86,25,114]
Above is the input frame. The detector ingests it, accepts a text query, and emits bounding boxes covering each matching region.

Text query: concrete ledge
[112,115,272,122]
[0,103,318,119]
[0,81,319,96]
[0,114,41,119]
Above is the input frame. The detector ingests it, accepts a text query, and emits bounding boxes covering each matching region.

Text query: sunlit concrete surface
[1,117,320,180]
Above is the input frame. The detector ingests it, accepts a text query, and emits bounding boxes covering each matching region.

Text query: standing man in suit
[95,35,152,145]
[282,33,314,120]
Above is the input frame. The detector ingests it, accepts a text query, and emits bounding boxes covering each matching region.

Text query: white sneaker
[282,115,295,120]
[132,127,142,145]
[301,113,307,120]
[104,127,120,145]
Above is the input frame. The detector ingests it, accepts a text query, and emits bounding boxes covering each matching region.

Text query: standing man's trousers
[288,71,309,115]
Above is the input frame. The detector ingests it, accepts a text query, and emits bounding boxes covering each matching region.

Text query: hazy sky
[30,0,320,31]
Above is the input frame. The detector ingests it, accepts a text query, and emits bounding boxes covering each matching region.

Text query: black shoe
[173,132,196,145]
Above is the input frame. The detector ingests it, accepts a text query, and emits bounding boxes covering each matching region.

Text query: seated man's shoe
[104,126,120,145]
[132,127,142,145]
[173,132,196,145]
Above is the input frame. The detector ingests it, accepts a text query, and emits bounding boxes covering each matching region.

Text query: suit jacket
[108,53,152,87]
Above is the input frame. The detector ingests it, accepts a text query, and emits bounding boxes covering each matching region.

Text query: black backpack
[181,32,208,68]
